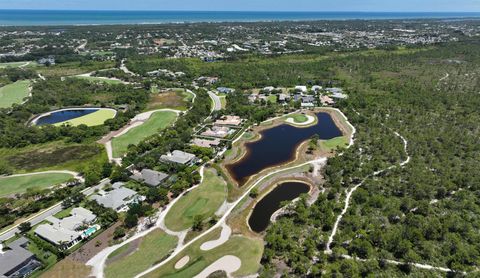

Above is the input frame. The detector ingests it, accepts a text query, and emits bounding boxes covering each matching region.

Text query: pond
[32,108,100,126]
[226,112,342,185]
[248,181,310,233]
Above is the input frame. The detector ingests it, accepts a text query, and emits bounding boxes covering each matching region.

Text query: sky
[0,0,479,12]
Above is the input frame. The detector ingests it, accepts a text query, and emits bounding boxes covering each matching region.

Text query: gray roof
[0,237,35,276]
[34,207,96,246]
[90,184,138,211]
[131,169,168,187]
[160,150,196,165]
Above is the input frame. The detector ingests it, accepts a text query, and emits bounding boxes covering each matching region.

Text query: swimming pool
[84,226,98,237]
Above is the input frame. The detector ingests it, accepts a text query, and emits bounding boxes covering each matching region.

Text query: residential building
[216,87,234,94]
[191,138,221,148]
[312,85,323,92]
[160,150,197,165]
[34,207,98,249]
[295,86,308,93]
[320,95,335,105]
[201,126,231,138]
[0,238,41,278]
[90,182,141,212]
[130,169,169,187]
[215,115,242,126]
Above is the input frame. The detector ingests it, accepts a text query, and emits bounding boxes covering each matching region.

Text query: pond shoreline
[29,106,117,126]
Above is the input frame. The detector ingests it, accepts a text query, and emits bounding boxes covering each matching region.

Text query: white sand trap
[175,255,190,269]
[200,224,231,251]
[193,255,241,278]
[286,114,315,126]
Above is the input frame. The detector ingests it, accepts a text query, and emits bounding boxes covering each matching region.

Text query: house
[201,126,231,138]
[191,138,221,148]
[248,94,258,103]
[295,86,308,93]
[34,207,98,249]
[215,116,242,126]
[37,56,55,65]
[216,87,234,94]
[263,86,275,93]
[278,93,290,102]
[320,95,335,105]
[0,237,41,278]
[326,88,348,99]
[90,183,141,212]
[130,169,169,187]
[160,150,197,165]
[312,85,323,92]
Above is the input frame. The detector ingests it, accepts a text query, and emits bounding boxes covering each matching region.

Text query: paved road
[0,178,110,242]
[208,91,222,111]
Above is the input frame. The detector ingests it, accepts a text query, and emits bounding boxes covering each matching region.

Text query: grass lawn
[0,80,31,108]
[72,76,124,84]
[320,136,349,151]
[39,258,91,278]
[288,113,308,123]
[0,61,34,69]
[54,109,116,127]
[144,232,263,278]
[219,95,227,108]
[111,110,177,158]
[165,168,227,231]
[267,94,277,103]
[0,173,74,197]
[104,229,177,278]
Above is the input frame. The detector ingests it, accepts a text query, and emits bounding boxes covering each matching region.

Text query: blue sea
[1,10,480,26]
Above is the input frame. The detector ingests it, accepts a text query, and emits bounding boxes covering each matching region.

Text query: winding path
[208,91,222,111]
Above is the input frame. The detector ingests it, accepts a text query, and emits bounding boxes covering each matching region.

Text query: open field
[54,109,116,127]
[144,232,263,278]
[165,168,227,231]
[0,172,73,197]
[0,141,107,173]
[39,258,91,278]
[146,89,192,111]
[320,136,349,151]
[105,229,177,278]
[0,80,31,108]
[0,61,34,69]
[36,61,115,78]
[111,110,177,157]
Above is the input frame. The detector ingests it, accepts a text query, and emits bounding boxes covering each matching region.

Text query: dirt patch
[69,222,122,264]
[146,90,187,111]
[40,258,92,278]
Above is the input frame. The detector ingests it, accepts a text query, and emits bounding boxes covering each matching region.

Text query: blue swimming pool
[84,226,98,237]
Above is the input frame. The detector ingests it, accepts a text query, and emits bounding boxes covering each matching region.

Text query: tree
[192,215,204,231]
[18,222,31,234]
[124,213,138,229]
[113,226,126,239]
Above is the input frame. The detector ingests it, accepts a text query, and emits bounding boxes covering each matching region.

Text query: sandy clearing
[286,114,315,126]
[174,256,190,270]
[193,255,241,278]
[200,223,231,251]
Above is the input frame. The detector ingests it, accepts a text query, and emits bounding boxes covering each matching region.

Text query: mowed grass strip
[54,109,116,127]
[0,80,31,108]
[144,232,263,278]
[111,110,177,158]
[104,229,177,278]
[165,168,227,231]
[0,173,73,197]
[72,76,124,84]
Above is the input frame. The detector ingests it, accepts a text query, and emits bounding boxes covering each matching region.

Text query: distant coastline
[1,10,480,26]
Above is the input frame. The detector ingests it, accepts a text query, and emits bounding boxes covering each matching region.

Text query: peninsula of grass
[0,80,31,108]
[0,172,74,197]
[104,229,177,278]
[111,110,177,158]
[54,109,116,127]
[164,168,227,231]
[144,233,263,278]
[288,113,308,123]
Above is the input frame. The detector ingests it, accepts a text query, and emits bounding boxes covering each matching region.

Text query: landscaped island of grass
[164,168,227,231]
[0,172,74,197]
[0,80,31,108]
[54,109,117,127]
[111,110,178,158]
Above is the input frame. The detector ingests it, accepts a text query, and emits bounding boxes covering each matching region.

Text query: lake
[248,181,310,233]
[33,108,99,126]
[226,112,342,185]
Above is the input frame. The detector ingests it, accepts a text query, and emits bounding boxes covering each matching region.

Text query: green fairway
[320,136,349,151]
[54,109,116,127]
[144,232,263,278]
[0,61,34,69]
[111,110,177,158]
[105,229,177,278]
[287,113,308,123]
[0,80,31,108]
[73,75,124,84]
[165,168,227,231]
[0,173,74,197]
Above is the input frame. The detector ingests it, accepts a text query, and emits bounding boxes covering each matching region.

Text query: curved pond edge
[29,107,118,126]
[246,180,313,234]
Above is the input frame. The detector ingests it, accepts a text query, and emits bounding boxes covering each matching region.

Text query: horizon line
[0,9,479,13]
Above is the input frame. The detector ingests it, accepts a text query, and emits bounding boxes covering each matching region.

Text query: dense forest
[259,41,480,276]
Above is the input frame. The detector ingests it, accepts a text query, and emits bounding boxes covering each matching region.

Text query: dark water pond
[34,109,99,126]
[226,112,342,185]
[248,181,310,233]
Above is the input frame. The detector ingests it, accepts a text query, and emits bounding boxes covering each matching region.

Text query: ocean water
[1,10,480,26]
